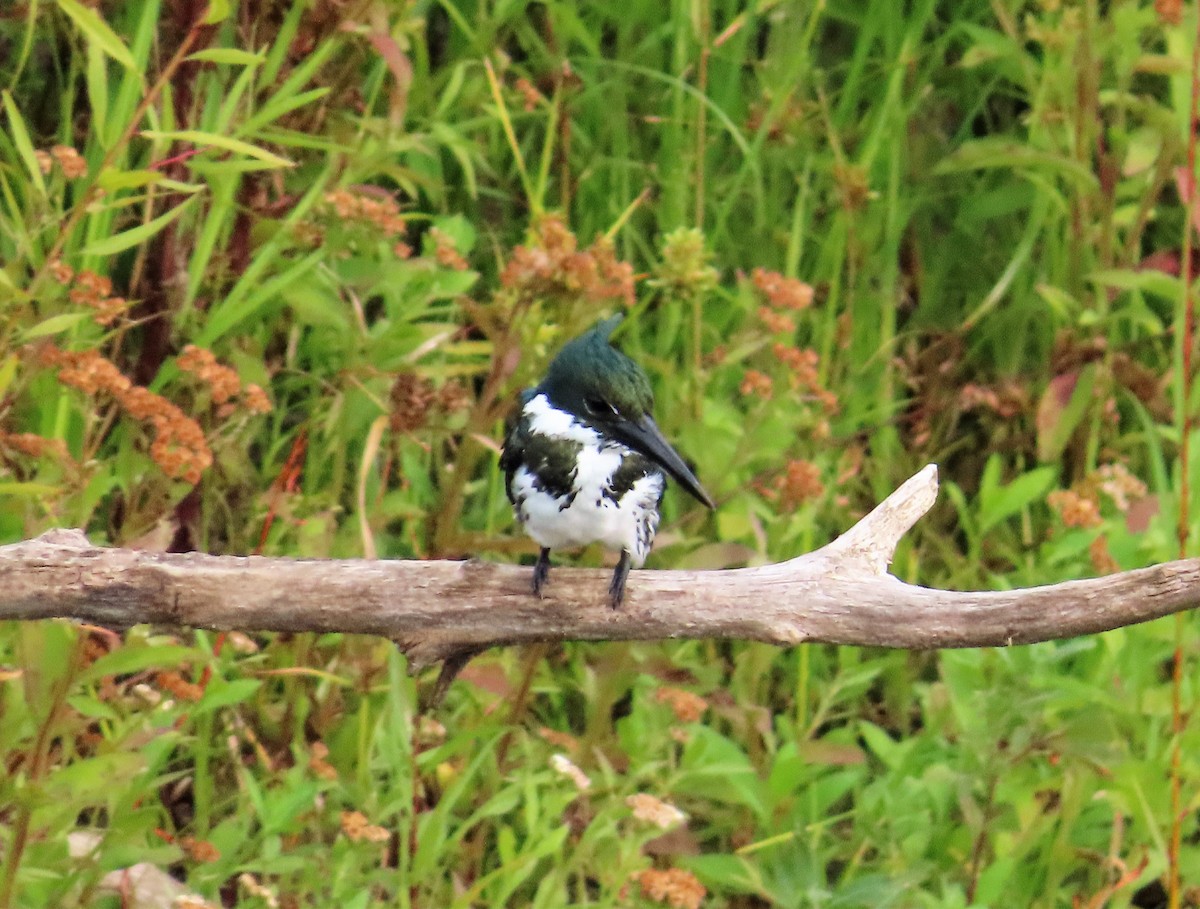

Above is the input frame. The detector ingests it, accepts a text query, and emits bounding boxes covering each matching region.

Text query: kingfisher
[501,316,715,609]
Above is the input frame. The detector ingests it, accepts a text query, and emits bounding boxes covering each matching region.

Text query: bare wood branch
[0,465,1196,670]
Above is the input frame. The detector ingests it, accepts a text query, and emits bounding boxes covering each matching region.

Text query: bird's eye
[585,397,619,418]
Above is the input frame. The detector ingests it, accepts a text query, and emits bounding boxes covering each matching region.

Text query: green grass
[0,1,1198,906]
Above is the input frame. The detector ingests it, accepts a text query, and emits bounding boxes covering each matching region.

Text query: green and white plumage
[501,317,713,608]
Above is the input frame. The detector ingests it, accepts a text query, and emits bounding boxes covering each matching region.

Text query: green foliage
[0,1,1197,906]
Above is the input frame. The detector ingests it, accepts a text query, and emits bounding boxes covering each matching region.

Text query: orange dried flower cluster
[323,188,406,237]
[1048,464,1147,530]
[0,431,69,462]
[737,341,837,422]
[54,145,88,178]
[626,793,687,830]
[654,686,708,723]
[757,306,795,335]
[391,373,437,433]
[179,836,221,863]
[739,369,773,400]
[49,263,130,326]
[243,384,272,413]
[38,346,213,484]
[428,227,469,270]
[178,345,241,404]
[772,343,837,413]
[48,260,74,283]
[155,670,204,702]
[752,267,813,311]
[634,868,706,909]
[772,344,818,384]
[36,145,88,178]
[776,459,825,510]
[1155,0,1182,25]
[309,742,339,781]
[500,215,635,308]
[436,380,470,415]
[390,373,469,433]
[958,381,1026,420]
[341,810,390,843]
[514,76,544,111]
[1047,489,1102,529]
[177,345,272,415]
[1091,463,1148,512]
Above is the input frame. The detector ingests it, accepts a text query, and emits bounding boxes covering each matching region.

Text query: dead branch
[0,465,1196,671]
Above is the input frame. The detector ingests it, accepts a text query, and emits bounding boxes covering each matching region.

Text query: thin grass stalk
[690,0,710,423]
[483,57,537,216]
[31,13,206,287]
[1169,9,1200,908]
[693,0,709,229]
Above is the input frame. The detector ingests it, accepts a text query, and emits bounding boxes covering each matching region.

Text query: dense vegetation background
[1,0,1198,906]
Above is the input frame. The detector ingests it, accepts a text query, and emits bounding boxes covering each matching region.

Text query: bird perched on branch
[501,316,715,608]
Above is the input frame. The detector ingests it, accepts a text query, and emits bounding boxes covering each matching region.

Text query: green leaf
[187,47,263,65]
[39,751,148,805]
[241,88,330,134]
[677,727,767,821]
[141,129,294,168]
[0,481,62,496]
[977,455,1057,533]
[67,694,120,720]
[80,195,197,257]
[195,676,262,713]
[684,855,761,895]
[1089,267,1181,301]
[198,248,323,346]
[0,355,18,399]
[96,168,164,191]
[21,311,90,340]
[86,42,109,142]
[934,137,1099,192]
[79,643,204,685]
[94,169,202,195]
[2,90,46,196]
[201,0,232,25]
[56,0,136,70]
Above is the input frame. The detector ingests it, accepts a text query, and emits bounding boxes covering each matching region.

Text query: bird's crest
[541,315,653,420]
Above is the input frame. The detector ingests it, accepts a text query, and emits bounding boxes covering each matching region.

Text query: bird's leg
[608,549,632,609]
[532,547,552,597]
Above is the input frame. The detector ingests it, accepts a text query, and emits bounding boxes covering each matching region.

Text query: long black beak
[616,415,715,509]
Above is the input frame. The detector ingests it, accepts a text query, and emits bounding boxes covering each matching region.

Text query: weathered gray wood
[0,465,1195,669]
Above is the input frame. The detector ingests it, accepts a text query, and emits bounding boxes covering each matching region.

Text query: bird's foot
[532,547,551,598]
[608,550,632,610]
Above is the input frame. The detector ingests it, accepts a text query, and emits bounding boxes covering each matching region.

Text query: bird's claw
[532,547,551,598]
[608,550,631,610]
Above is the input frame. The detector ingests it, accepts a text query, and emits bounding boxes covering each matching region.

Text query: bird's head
[540,316,715,509]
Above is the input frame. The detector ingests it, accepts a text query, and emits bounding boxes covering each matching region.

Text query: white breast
[512,394,664,565]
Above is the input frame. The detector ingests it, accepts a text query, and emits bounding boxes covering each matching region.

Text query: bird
[501,315,715,609]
